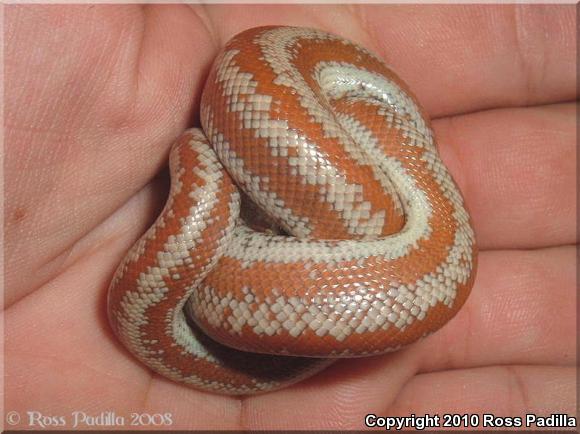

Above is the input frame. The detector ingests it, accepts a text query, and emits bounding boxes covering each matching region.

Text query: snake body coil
[107,26,477,395]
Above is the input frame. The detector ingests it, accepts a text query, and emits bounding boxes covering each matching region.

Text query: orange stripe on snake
[107,26,477,395]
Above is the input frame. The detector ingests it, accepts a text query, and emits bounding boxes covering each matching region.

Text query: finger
[360,4,576,117]
[245,246,575,428]
[436,103,576,250]
[389,365,576,420]
[415,246,576,372]
[203,4,576,116]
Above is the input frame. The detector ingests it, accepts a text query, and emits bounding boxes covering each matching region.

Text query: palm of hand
[5,4,576,430]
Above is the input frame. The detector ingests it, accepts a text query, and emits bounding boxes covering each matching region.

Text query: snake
[107,26,477,395]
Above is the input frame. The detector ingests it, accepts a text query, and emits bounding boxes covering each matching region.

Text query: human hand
[5,4,576,430]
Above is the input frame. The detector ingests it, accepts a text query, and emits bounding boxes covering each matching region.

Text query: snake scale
[107,26,478,395]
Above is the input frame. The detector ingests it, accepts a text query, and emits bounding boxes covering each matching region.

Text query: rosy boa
[107,26,478,395]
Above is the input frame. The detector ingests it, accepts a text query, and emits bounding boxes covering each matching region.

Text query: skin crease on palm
[4,3,577,431]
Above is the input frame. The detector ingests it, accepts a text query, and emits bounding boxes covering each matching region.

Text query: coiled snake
[107,26,477,395]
